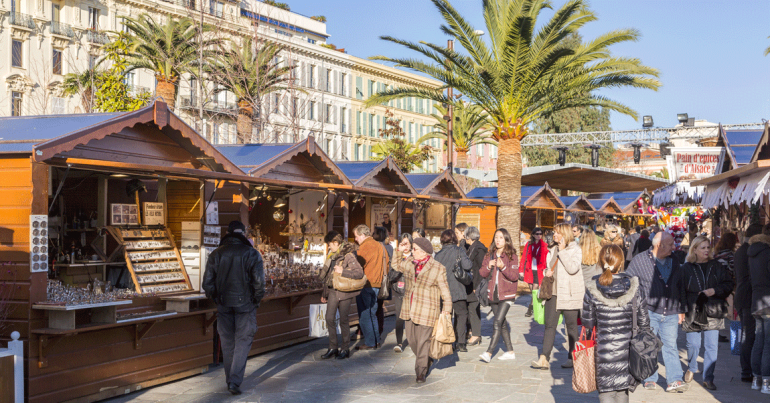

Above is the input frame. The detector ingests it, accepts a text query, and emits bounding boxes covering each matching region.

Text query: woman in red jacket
[520,227,548,317]
[479,228,519,363]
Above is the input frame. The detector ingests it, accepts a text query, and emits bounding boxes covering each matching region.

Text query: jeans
[393,293,405,345]
[453,300,469,345]
[645,311,683,385]
[217,304,257,387]
[487,301,513,354]
[752,315,770,377]
[740,310,756,379]
[356,287,380,347]
[326,290,352,350]
[686,329,719,382]
[598,390,628,403]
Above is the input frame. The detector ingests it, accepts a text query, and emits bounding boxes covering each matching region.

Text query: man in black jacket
[748,225,770,393]
[464,226,487,346]
[735,224,763,382]
[203,221,265,395]
[626,232,689,393]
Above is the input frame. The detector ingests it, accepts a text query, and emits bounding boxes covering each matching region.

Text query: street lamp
[642,115,653,128]
[624,142,649,164]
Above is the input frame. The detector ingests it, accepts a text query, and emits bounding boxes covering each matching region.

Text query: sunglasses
[533,233,542,235]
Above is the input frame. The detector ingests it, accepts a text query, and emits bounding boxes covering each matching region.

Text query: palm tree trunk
[456,150,468,192]
[155,77,177,111]
[82,88,93,113]
[237,100,253,144]
[497,137,522,255]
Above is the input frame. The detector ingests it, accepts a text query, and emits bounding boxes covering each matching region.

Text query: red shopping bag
[572,327,597,393]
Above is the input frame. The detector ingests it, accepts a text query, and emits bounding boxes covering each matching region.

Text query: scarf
[531,241,541,260]
[413,256,431,276]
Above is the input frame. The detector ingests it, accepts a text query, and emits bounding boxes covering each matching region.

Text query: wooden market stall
[559,194,596,226]
[0,100,268,403]
[336,157,418,239]
[586,190,655,229]
[405,170,467,251]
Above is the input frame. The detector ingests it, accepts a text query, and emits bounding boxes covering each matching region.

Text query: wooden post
[30,162,49,304]
[342,193,349,239]
[396,199,403,238]
[326,190,334,233]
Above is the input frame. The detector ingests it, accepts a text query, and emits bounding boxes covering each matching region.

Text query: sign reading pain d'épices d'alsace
[666,147,725,182]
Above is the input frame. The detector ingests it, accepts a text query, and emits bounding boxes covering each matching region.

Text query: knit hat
[228,220,246,234]
[413,237,433,255]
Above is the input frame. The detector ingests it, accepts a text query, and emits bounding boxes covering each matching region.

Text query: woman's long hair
[686,236,712,263]
[488,228,515,260]
[580,228,602,266]
[554,223,575,246]
[598,244,625,286]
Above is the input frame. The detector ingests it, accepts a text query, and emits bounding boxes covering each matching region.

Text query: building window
[273,94,279,113]
[368,80,374,97]
[291,97,298,118]
[309,101,316,120]
[340,73,346,95]
[290,61,297,80]
[12,40,22,68]
[209,0,223,18]
[307,38,316,44]
[326,139,332,157]
[11,92,22,116]
[52,4,60,22]
[369,114,374,136]
[355,76,363,100]
[354,144,360,161]
[340,107,347,133]
[325,69,331,92]
[52,96,66,114]
[88,7,99,30]
[309,65,315,88]
[491,145,498,159]
[52,49,62,75]
[356,111,361,134]
[325,104,331,123]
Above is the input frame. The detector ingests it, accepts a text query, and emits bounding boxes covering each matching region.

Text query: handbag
[629,294,663,382]
[377,253,390,300]
[452,251,473,286]
[429,314,455,359]
[333,272,368,292]
[572,327,597,393]
[705,299,729,319]
[538,255,559,300]
[477,277,489,307]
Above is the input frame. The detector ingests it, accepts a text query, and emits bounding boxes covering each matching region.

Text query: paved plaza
[107,295,755,402]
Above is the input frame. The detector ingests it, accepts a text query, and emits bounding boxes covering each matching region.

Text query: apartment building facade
[0,0,461,171]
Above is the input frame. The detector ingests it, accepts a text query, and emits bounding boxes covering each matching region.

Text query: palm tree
[207,38,293,143]
[418,102,495,169]
[122,14,218,111]
[365,0,660,250]
[61,68,103,113]
[765,36,770,56]
[371,139,432,173]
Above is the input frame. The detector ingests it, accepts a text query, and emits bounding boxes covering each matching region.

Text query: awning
[691,160,770,208]
[520,164,667,193]
[651,182,704,207]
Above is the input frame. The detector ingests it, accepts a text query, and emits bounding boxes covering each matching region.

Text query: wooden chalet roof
[586,197,624,214]
[559,195,595,212]
[405,169,466,199]
[336,157,417,195]
[466,183,565,209]
[27,100,242,174]
[217,136,352,186]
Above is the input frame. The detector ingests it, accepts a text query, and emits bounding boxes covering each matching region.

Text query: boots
[525,303,533,317]
[321,349,338,359]
[531,355,550,370]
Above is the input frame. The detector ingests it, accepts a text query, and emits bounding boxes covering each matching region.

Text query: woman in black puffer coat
[582,244,650,403]
[433,229,473,352]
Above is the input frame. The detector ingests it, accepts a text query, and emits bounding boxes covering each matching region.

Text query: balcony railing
[180,96,238,115]
[86,30,110,44]
[50,21,75,38]
[9,12,36,30]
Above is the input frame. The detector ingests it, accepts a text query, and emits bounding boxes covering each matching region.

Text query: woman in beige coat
[532,223,583,370]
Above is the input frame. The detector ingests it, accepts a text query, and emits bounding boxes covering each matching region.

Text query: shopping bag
[533,290,563,325]
[309,304,340,338]
[572,327,597,394]
[629,296,662,382]
[429,314,455,360]
[731,320,742,356]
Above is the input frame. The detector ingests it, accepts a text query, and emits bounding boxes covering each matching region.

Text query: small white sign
[143,202,165,226]
[205,202,219,225]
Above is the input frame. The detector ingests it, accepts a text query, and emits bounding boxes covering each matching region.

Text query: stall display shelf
[105,226,193,294]
[279,232,324,237]
[53,262,126,267]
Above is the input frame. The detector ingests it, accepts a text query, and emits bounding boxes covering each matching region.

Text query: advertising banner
[666,147,725,181]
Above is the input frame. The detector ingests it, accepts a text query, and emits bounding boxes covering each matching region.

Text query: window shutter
[348,109,352,134]
[363,112,368,135]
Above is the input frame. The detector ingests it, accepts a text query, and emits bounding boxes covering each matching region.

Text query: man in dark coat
[748,226,770,392]
[735,224,763,382]
[465,226,487,346]
[203,221,265,395]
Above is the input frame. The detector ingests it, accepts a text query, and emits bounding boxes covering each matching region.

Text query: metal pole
[199,0,204,139]
[446,39,454,173]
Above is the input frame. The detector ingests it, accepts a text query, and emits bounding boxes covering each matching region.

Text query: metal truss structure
[520,122,765,147]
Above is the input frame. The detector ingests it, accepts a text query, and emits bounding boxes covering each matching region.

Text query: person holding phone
[478,228,519,363]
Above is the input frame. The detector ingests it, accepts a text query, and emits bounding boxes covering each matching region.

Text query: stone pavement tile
[240,374,290,394]
[439,383,518,402]
[494,392,537,403]
[278,389,366,403]
[144,382,196,395]
[158,393,209,402]
[369,374,419,393]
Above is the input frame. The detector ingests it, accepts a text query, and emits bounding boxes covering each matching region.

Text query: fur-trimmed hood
[749,234,770,258]
[586,274,639,307]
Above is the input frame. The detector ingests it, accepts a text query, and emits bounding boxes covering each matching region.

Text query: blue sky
[285,0,769,131]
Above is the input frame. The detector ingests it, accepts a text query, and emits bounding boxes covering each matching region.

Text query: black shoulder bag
[452,249,473,286]
[629,294,662,382]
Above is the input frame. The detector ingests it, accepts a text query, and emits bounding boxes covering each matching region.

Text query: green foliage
[122,14,220,83]
[649,167,669,179]
[522,144,615,167]
[419,102,496,153]
[264,0,290,10]
[365,0,661,140]
[311,15,327,23]
[206,38,293,107]
[93,33,149,112]
[320,43,337,50]
[373,110,432,172]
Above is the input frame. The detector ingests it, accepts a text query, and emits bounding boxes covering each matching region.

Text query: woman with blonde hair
[680,236,734,390]
[580,228,603,284]
[601,224,626,256]
[583,244,650,402]
[532,223,583,369]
